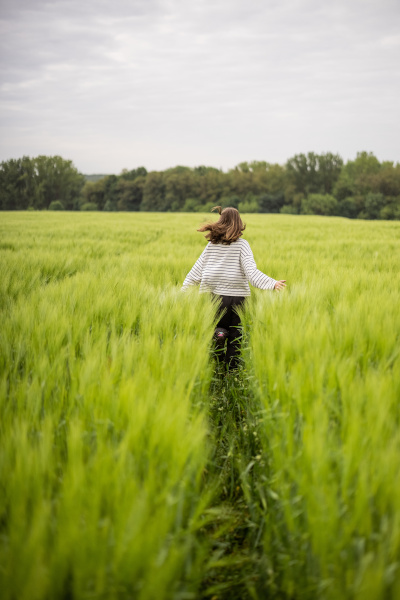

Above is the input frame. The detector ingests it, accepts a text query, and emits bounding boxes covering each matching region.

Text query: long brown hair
[198,206,246,244]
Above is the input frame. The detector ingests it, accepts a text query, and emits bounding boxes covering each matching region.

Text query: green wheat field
[1,212,400,600]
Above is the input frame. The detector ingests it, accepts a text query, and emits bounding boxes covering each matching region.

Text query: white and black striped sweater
[182,238,277,297]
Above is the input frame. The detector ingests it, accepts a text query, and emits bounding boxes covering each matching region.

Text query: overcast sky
[0,0,399,174]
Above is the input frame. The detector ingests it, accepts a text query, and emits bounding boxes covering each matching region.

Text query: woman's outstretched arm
[240,240,279,290]
[181,247,207,290]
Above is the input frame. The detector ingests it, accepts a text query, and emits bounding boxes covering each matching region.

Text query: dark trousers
[214,295,246,370]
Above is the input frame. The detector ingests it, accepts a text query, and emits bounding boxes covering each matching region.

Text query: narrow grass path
[200,365,272,599]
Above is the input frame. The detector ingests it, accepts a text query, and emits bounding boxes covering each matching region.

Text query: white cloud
[0,0,399,172]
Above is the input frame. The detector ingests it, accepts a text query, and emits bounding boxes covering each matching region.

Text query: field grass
[0,212,399,599]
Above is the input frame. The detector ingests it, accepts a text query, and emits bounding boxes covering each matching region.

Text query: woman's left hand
[274,280,286,291]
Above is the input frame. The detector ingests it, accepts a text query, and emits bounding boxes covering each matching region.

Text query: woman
[182,207,286,370]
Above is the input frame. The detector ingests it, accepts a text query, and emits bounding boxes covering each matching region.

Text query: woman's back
[182,238,276,296]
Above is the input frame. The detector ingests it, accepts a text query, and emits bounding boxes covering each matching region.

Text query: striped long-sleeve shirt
[181,238,277,296]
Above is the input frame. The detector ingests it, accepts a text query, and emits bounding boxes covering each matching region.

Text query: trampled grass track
[0,212,399,599]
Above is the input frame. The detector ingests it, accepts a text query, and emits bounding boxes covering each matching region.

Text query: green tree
[333,171,355,201]
[219,196,241,209]
[336,152,381,198]
[116,176,146,211]
[181,198,201,212]
[286,153,319,196]
[104,200,117,212]
[254,163,286,196]
[286,152,343,196]
[141,172,166,211]
[194,167,224,205]
[363,193,386,220]
[258,192,285,213]
[380,198,400,220]
[280,205,298,215]
[33,155,85,209]
[226,164,254,198]
[48,200,64,211]
[337,197,358,219]
[119,167,147,181]
[301,194,338,216]
[317,153,344,194]
[0,156,84,210]
[164,167,196,211]
[80,202,98,211]
[115,167,147,211]
[102,175,119,211]
[81,179,106,210]
[238,199,259,213]
[0,157,35,209]
[377,162,400,197]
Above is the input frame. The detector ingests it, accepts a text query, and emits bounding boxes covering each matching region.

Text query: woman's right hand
[274,280,286,291]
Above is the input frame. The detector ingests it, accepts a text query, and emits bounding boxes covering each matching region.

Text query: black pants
[214,295,246,370]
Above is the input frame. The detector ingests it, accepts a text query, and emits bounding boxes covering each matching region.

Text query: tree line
[1,152,400,219]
